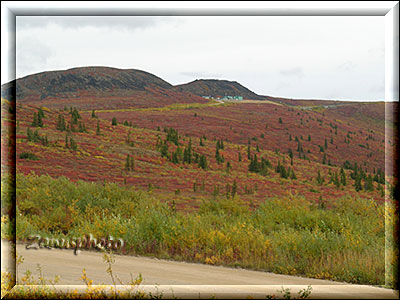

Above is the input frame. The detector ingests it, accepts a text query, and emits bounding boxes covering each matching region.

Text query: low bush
[19,152,39,160]
[5,172,391,286]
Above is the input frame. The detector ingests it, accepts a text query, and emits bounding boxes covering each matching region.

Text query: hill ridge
[1,67,267,103]
[174,78,264,100]
[1,66,210,109]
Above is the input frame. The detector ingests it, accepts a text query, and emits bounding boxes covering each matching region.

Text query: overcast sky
[15,16,385,101]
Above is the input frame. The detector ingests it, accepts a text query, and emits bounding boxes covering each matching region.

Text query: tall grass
[8,172,389,286]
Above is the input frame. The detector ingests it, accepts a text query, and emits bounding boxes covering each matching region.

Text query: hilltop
[2,67,208,110]
[2,68,267,108]
[174,79,264,100]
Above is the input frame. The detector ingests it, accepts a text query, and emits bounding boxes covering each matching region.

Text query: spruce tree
[290,168,297,180]
[280,165,288,179]
[340,168,347,186]
[199,136,204,146]
[125,154,131,171]
[288,148,293,165]
[317,170,324,185]
[38,107,45,118]
[57,114,66,131]
[160,141,168,158]
[226,161,232,173]
[130,156,135,171]
[333,171,340,188]
[32,112,38,127]
[27,128,33,141]
[231,179,237,198]
[213,185,219,197]
[166,128,179,145]
[96,121,101,135]
[69,137,78,150]
[364,174,374,191]
[71,108,80,125]
[276,160,281,173]
[215,148,224,164]
[33,130,40,142]
[198,155,207,169]
[354,175,362,192]
[172,150,179,164]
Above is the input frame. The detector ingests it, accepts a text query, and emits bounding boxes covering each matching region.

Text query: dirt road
[2,243,397,299]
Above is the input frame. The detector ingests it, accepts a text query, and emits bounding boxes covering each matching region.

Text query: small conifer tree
[32,112,38,127]
[96,121,101,135]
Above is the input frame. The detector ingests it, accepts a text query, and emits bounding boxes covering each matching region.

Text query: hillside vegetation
[0,66,397,288]
[3,172,390,286]
[9,101,390,210]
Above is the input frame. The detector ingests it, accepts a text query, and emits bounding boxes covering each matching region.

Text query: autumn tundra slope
[1,66,397,287]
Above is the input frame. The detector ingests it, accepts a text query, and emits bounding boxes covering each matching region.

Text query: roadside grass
[4,172,391,287]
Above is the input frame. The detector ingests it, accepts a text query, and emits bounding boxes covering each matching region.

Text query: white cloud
[337,61,357,71]
[14,15,385,101]
[280,67,304,79]
[16,36,53,77]
[16,16,168,31]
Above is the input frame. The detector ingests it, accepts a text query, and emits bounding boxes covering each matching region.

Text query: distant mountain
[2,67,207,109]
[174,79,264,100]
[4,67,368,110]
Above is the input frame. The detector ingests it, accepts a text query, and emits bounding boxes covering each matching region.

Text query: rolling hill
[1,66,394,179]
[2,67,208,110]
[174,79,264,100]
[1,66,397,288]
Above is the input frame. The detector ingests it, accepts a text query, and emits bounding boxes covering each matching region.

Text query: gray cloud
[279,67,304,79]
[11,16,386,101]
[368,84,385,94]
[275,81,292,91]
[367,47,385,58]
[180,71,222,79]
[338,61,357,71]
[16,16,170,31]
[17,37,53,77]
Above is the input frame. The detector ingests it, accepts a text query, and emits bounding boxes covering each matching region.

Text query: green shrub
[19,152,39,160]
[12,172,389,286]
